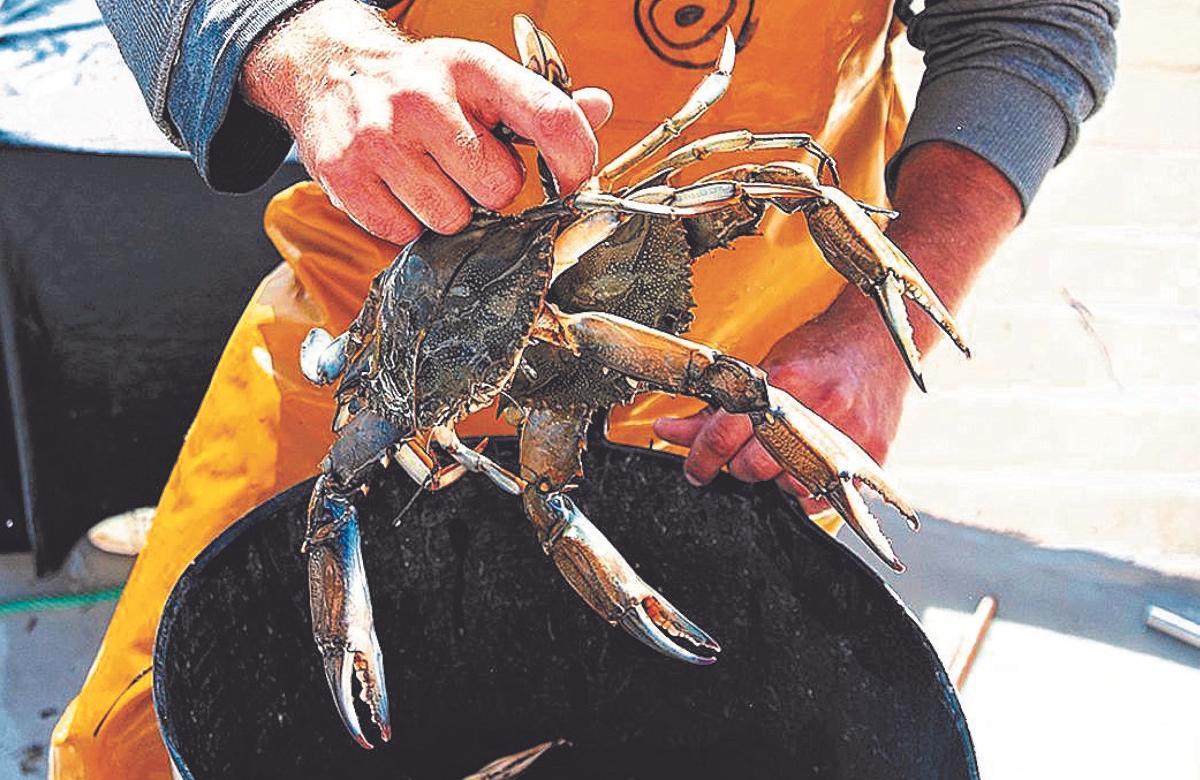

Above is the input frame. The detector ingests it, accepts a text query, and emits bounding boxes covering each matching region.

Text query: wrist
[883,141,1021,351]
[763,285,890,372]
[240,0,404,128]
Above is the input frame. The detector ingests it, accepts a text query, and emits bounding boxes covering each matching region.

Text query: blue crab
[297,15,968,749]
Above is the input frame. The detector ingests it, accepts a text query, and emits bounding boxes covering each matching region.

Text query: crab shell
[510,212,700,413]
[334,204,570,434]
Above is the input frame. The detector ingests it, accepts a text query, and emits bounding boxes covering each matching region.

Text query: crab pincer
[751,387,920,572]
[304,482,392,749]
[745,162,971,391]
[531,491,720,665]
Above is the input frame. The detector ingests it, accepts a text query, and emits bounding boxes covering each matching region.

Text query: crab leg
[430,425,523,495]
[303,411,400,749]
[300,273,385,386]
[519,408,720,665]
[596,29,736,188]
[393,434,471,493]
[537,306,920,572]
[741,162,970,390]
[513,14,571,91]
[631,130,841,188]
[572,180,822,224]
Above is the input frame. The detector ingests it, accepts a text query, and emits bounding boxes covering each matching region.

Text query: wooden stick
[948,595,998,690]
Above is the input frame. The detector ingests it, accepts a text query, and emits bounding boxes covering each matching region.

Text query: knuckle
[704,416,750,456]
[735,450,777,483]
[423,198,471,235]
[683,460,712,483]
[730,461,762,483]
[391,85,447,123]
[477,163,523,208]
[453,40,503,72]
[531,95,579,138]
[448,125,489,167]
[748,459,779,483]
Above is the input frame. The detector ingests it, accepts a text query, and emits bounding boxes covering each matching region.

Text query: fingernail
[685,473,704,487]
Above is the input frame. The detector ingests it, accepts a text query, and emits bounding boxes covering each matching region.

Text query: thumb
[653,410,710,446]
[572,87,613,131]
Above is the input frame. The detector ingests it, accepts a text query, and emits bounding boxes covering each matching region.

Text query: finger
[774,476,831,521]
[684,411,753,486]
[378,151,472,235]
[330,176,423,245]
[728,440,783,484]
[775,474,820,505]
[459,50,598,194]
[424,105,525,211]
[572,87,612,131]
[653,411,711,447]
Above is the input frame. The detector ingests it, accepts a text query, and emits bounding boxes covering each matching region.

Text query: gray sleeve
[886,0,1120,211]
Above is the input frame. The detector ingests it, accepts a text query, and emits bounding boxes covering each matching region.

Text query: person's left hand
[653,285,914,498]
[653,141,1024,501]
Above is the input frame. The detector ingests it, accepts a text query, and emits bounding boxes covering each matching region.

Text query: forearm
[882,141,1020,352]
[776,142,1019,367]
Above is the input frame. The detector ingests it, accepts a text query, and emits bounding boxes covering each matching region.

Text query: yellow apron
[51,2,907,775]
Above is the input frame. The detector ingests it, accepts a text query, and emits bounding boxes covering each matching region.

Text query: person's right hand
[241,0,612,244]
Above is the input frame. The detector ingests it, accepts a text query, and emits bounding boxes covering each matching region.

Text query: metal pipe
[1146,605,1200,650]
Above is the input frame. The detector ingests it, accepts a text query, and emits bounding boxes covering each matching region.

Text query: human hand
[654,142,1022,501]
[241,0,612,243]
[653,289,913,501]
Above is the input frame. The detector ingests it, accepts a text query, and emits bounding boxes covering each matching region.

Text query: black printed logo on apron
[634,0,758,69]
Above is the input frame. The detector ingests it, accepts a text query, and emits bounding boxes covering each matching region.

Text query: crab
[297,15,970,749]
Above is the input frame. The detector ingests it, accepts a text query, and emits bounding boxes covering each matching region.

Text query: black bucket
[154,440,977,779]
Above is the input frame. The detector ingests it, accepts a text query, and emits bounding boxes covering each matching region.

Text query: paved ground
[0,548,131,777]
[1,2,1197,778]
[853,511,1200,780]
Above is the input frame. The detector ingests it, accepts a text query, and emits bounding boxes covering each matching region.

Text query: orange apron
[51,2,907,775]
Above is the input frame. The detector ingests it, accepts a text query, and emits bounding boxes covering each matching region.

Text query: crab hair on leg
[518,408,720,665]
[534,305,920,572]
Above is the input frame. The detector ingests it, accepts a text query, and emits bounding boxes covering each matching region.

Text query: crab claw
[300,328,351,386]
[305,487,391,749]
[803,188,970,389]
[748,163,968,389]
[531,492,720,665]
[752,386,920,573]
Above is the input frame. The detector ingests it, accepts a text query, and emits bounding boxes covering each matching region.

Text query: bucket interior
[155,439,976,779]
